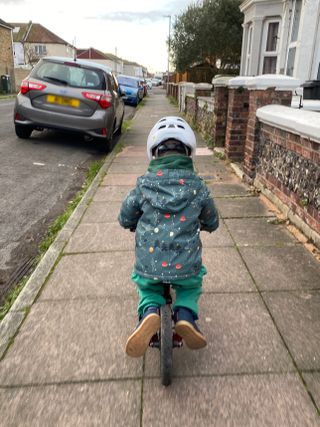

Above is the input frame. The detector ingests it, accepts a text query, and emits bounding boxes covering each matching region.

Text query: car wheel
[97,123,114,153]
[15,124,33,139]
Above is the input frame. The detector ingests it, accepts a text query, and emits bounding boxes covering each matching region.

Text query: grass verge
[0,93,17,100]
[0,159,104,321]
[122,119,132,133]
[137,98,146,109]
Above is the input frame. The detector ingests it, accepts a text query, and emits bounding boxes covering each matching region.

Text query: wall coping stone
[246,74,300,91]
[228,76,254,88]
[195,83,212,90]
[212,76,234,87]
[292,99,320,112]
[197,96,214,103]
[229,74,300,91]
[257,105,320,144]
[178,82,196,87]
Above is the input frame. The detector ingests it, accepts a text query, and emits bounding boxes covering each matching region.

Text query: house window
[245,24,253,75]
[261,20,280,74]
[290,0,302,43]
[34,45,47,56]
[286,47,296,76]
[285,0,302,76]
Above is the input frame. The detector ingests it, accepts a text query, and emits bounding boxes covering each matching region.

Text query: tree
[171,0,243,73]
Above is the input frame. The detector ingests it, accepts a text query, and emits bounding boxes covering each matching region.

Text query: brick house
[240,0,320,83]
[76,48,124,75]
[10,21,75,90]
[0,18,15,90]
[123,59,147,78]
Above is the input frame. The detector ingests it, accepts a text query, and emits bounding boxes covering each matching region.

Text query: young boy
[118,116,219,357]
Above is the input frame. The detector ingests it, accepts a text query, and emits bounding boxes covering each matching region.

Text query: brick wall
[244,89,292,179]
[14,68,31,91]
[196,97,215,145]
[256,122,320,236]
[0,26,15,90]
[225,88,249,160]
[185,94,197,124]
[212,86,229,147]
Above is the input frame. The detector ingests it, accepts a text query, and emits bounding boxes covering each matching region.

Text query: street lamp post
[163,15,171,90]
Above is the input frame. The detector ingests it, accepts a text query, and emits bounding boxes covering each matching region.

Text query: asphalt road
[0,98,135,302]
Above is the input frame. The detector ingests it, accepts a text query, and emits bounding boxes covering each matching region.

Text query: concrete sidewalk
[0,91,319,426]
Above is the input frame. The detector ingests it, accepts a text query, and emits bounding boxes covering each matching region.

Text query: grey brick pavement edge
[0,139,127,360]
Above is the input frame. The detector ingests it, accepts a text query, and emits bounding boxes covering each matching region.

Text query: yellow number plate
[47,95,80,108]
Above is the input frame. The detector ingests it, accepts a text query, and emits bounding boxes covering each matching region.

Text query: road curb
[0,143,121,360]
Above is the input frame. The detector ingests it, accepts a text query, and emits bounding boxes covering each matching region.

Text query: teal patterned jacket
[118,155,219,281]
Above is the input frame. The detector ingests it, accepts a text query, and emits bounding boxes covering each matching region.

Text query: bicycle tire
[160,304,173,386]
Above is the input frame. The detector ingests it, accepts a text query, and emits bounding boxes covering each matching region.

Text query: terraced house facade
[240,0,320,83]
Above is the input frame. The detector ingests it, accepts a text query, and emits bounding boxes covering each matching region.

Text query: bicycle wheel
[160,303,173,386]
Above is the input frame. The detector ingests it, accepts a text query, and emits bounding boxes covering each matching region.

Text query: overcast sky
[1,0,194,72]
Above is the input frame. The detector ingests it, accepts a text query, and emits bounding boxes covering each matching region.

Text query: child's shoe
[125,307,160,357]
[174,307,207,350]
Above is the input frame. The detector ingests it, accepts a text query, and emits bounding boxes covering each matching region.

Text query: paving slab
[65,223,134,253]
[203,173,240,184]
[112,156,148,165]
[201,222,234,247]
[121,138,149,146]
[143,375,319,427]
[194,155,217,163]
[194,162,229,175]
[202,247,255,293]
[39,252,136,300]
[107,163,147,174]
[302,373,320,409]
[0,298,141,385]
[115,150,146,158]
[209,183,251,197]
[93,186,132,202]
[119,146,146,155]
[216,197,275,218]
[240,246,320,291]
[263,291,320,370]
[0,380,141,427]
[144,293,293,377]
[81,201,121,224]
[225,218,297,246]
[101,173,139,186]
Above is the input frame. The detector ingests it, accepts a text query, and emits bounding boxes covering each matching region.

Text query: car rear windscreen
[118,77,138,88]
[32,61,105,89]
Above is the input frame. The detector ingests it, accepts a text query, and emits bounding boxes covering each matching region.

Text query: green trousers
[131,266,207,319]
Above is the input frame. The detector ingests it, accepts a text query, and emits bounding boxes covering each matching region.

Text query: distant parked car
[117,75,144,106]
[151,78,162,87]
[146,79,153,90]
[139,79,148,97]
[14,56,125,152]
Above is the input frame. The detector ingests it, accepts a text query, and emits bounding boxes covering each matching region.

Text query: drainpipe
[23,21,33,67]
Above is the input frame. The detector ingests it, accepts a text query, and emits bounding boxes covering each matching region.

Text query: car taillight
[20,80,47,95]
[82,91,112,109]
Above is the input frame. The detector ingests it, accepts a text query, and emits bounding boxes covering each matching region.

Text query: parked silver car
[14,57,125,151]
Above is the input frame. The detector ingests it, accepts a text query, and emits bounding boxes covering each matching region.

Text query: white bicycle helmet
[147,116,196,160]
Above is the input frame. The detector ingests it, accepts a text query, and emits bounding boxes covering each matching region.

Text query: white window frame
[285,0,302,76]
[34,45,47,57]
[245,24,253,75]
[260,19,281,74]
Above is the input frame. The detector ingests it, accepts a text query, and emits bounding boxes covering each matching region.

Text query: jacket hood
[139,156,202,213]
